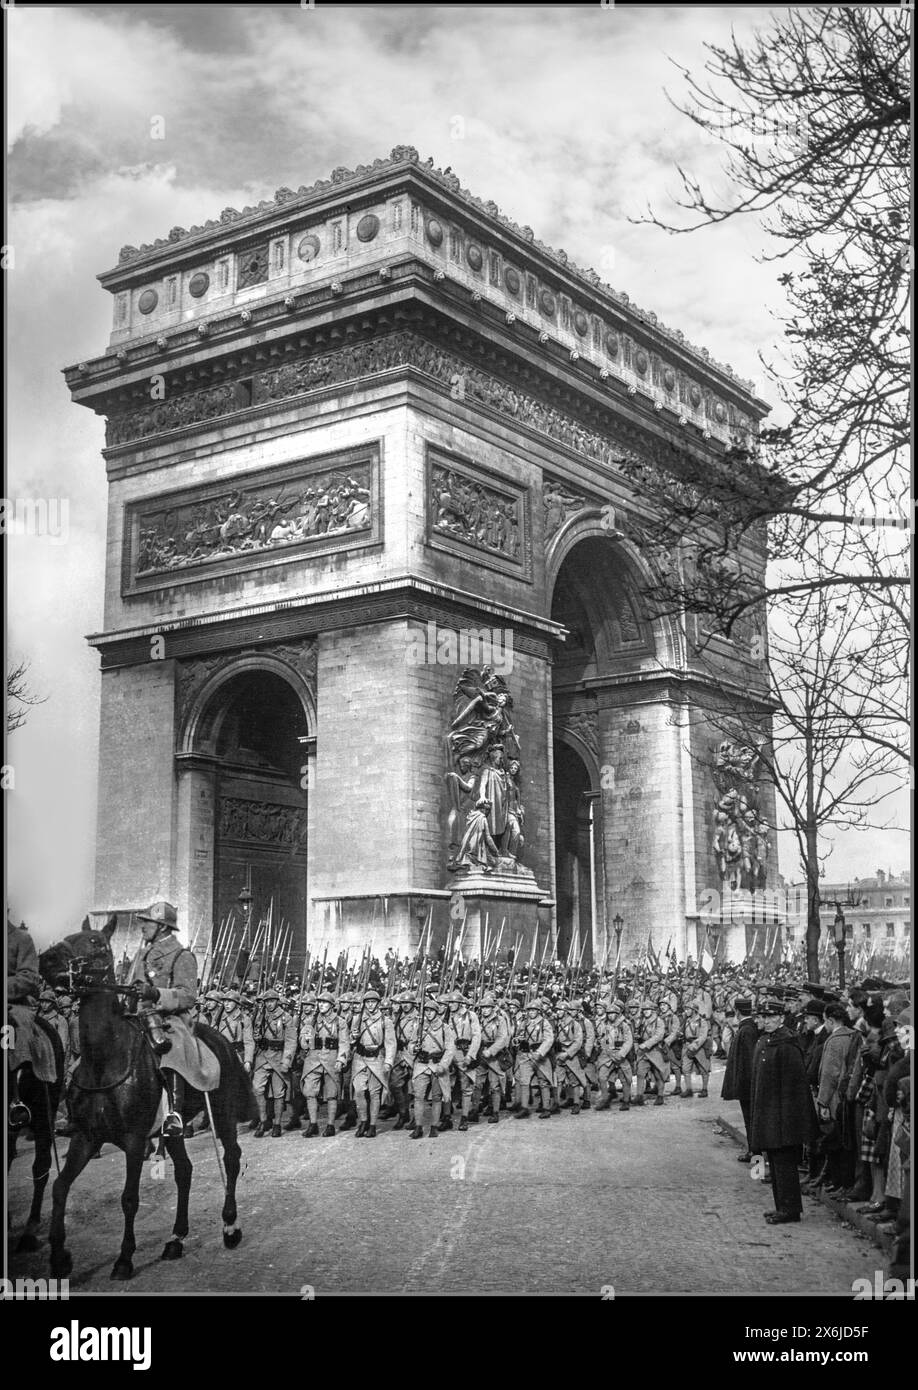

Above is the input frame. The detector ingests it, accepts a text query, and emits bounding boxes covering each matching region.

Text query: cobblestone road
[8,1065,880,1295]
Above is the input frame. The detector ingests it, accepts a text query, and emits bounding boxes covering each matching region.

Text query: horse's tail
[194,1022,259,1125]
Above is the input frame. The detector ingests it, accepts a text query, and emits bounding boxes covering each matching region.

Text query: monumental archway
[177,660,313,963]
[69,147,772,963]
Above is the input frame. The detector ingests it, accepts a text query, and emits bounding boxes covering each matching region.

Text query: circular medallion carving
[663,367,676,391]
[539,288,556,317]
[503,266,521,296]
[635,350,649,375]
[573,309,589,337]
[188,272,210,299]
[138,289,158,315]
[714,401,727,422]
[356,214,380,243]
[605,331,619,357]
[466,243,483,271]
[425,218,444,247]
[690,385,702,407]
[297,234,321,263]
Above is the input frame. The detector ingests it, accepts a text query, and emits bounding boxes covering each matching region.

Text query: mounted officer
[130,900,197,1137]
[7,917,56,1128]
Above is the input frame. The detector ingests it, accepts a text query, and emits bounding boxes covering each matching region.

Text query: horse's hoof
[223,1227,242,1249]
[161,1239,184,1261]
[17,1231,41,1253]
[50,1250,73,1279]
[110,1259,133,1281]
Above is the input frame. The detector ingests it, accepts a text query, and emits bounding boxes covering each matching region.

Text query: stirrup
[9,1101,32,1130]
[161,1111,184,1137]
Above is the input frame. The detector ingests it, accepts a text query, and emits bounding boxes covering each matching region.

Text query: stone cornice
[73,310,758,501]
[87,573,568,669]
[80,147,766,415]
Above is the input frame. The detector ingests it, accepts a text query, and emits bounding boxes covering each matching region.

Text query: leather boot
[458,1116,469,1131]
[253,1121,268,1138]
[271,1124,282,1138]
[595,1095,612,1111]
[428,1126,439,1138]
[323,1124,336,1137]
[393,1113,409,1130]
[365,1125,377,1138]
[487,1111,499,1124]
[355,1121,367,1139]
[304,1122,319,1138]
[410,1125,424,1139]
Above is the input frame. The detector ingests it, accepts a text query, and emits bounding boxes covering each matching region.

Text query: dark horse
[8,1016,65,1253]
[39,919,258,1281]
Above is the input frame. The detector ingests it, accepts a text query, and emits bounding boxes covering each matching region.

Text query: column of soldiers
[192,972,724,1136]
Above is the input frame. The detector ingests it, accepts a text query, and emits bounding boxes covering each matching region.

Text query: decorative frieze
[122,447,378,592]
[428,451,527,574]
[218,796,307,847]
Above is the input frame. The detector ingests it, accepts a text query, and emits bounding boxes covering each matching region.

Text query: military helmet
[363,988,381,1002]
[259,988,280,1002]
[316,989,335,1004]
[137,900,179,930]
[480,991,497,1008]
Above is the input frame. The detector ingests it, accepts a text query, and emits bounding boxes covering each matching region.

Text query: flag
[699,944,715,979]
[646,933,660,971]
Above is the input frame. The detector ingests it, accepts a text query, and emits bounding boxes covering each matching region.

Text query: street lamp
[833,903,847,991]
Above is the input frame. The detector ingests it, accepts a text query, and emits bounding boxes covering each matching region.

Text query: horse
[8,1017,65,1253]
[39,919,258,1281]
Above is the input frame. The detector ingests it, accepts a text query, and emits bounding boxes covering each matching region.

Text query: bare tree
[7,657,48,734]
[689,571,904,981]
[627,7,909,726]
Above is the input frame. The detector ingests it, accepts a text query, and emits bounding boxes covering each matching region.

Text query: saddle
[7,1006,58,1084]
[155,1017,221,1091]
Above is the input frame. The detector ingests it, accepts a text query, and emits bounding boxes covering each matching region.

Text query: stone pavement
[8,1064,880,1295]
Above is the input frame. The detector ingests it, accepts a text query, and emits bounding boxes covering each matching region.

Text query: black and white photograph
[4,0,912,1355]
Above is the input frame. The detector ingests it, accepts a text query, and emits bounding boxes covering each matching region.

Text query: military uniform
[129,901,198,1136]
[476,992,511,1122]
[596,1002,634,1110]
[252,989,297,1136]
[300,991,349,1136]
[389,994,420,1129]
[514,1000,555,1118]
[680,1009,711,1096]
[214,989,255,1068]
[8,918,53,1126]
[447,992,482,1130]
[410,998,456,1138]
[349,991,396,1137]
[555,1002,588,1112]
[633,1005,667,1106]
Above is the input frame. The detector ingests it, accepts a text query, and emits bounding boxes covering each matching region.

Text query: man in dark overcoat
[750,999,819,1224]
[721,996,759,1162]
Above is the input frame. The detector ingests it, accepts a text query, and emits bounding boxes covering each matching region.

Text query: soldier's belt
[516,1043,531,1053]
[259,1040,283,1049]
[416,1050,444,1064]
[355,1044,382,1057]
[315,1037,339,1050]
[455,1038,472,1052]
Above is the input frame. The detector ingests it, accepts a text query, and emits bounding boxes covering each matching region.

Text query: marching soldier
[580,1003,597,1109]
[633,1000,667,1106]
[477,991,511,1123]
[389,991,419,1130]
[214,987,255,1070]
[410,991,456,1139]
[595,999,634,1111]
[300,989,349,1137]
[680,1003,711,1098]
[350,989,396,1138]
[555,999,588,1113]
[661,994,682,1095]
[251,987,297,1137]
[447,990,482,1131]
[514,997,555,1118]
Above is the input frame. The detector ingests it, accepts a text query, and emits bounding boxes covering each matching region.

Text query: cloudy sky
[7,4,907,943]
